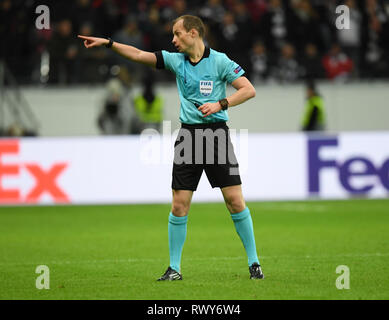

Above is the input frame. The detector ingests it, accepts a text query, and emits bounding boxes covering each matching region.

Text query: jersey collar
[185,47,210,66]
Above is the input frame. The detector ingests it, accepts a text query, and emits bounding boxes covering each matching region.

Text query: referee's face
[172,19,195,53]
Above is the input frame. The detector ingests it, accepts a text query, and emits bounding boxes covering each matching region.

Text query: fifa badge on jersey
[199,80,213,97]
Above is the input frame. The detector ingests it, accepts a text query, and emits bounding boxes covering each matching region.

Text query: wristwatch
[219,98,229,110]
[105,37,113,48]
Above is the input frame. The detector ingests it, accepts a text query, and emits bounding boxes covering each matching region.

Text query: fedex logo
[0,140,69,204]
[308,137,389,194]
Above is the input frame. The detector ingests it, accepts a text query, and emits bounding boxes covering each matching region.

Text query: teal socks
[167,207,259,272]
[231,207,260,266]
[168,212,188,272]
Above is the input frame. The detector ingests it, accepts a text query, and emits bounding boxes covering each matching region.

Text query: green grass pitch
[0,199,388,300]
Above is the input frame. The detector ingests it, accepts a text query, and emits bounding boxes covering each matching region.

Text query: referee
[78,15,264,281]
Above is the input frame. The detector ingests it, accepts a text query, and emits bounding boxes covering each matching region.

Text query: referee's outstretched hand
[78,35,108,49]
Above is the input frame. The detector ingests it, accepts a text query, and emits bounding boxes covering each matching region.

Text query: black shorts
[172,122,241,191]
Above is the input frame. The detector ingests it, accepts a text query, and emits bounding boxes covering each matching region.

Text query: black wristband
[105,37,113,48]
[219,98,229,110]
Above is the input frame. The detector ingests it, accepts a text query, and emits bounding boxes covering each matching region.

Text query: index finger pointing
[77,35,90,40]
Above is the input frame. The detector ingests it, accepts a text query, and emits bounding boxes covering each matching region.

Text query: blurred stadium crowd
[1,0,389,85]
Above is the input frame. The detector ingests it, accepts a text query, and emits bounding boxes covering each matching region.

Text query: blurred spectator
[289,0,323,53]
[360,0,389,78]
[302,43,325,80]
[73,0,97,34]
[3,123,37,137]
[5,123,25,137]
[248,40,270,83]
[232,1,253,52]
[114,14,143,48]
[256,0,293,54]
[198,0,226,27]
[145,13,176,82]
[312,0,334,52]
[48,19,80,84]
[232,1,252,27]
[97,78,132,135]
[322,43,354,81]
[112,14,145,83]
[93,0,123,36]
[301,80,326,132]
[2,0,389,84]
[246,0,268,24]
[216,12,250,71]
[131,73,163,134]
[138,3,160,49]
[272,43,303,83]
[160,0,189,22]
[30,25,52,84]
[146,8,175,52]
[77,22,109,83]
[202,22,219,49]
[0,0,14,63]
[0,0,36,83]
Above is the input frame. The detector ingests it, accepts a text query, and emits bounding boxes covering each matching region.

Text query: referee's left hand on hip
[198,102,221,117]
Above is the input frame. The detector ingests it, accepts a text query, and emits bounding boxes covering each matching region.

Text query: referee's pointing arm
[77,35,157,68]
[79,15,256,118]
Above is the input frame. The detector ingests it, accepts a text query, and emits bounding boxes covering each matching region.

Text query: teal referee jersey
[155,47,245,124]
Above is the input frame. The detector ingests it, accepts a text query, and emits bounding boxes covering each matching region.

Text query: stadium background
[0,0,389,301]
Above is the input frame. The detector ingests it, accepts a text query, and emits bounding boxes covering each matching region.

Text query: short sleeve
[160,50,182,74]
[154,51,165,69]
[221,54,245,83]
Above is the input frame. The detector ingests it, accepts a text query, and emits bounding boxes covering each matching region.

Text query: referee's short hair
[173,15,205,38]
